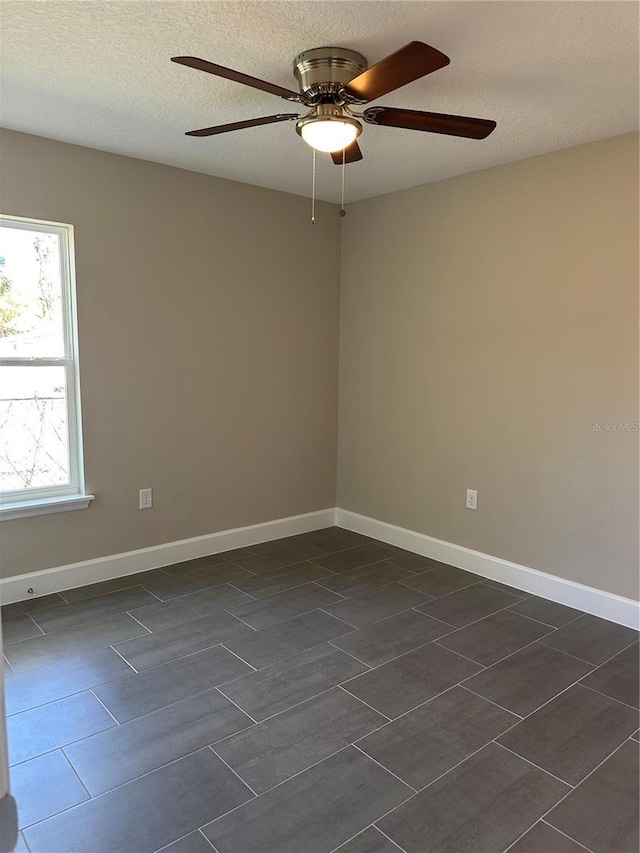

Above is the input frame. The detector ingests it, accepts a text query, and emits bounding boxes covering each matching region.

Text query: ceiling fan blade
[186,114,299,137]
[172,56,303,102]
[330,139,363,164]
[364,107,496,139]
[342,42,450,103]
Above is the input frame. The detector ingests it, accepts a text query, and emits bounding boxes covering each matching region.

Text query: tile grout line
[346,661,581,817]
[317,606,369,630]
[59,746,94,801]
[27,589,168,635]
[431,637,490,668]
[33,673,319,833]
[113,634,262,678]
[334,634,476,686]
[235,578,326,600]
[331,822,410,853]
[539,643,600,667]
[200,744,356,832]
[538,818,595,852]
[329,643,374,671]
[458,684,523,719]
[219,644,257,672]
[89,687,121,725]
[217,638,412,723]
[153,829,199,852]
[319,579,432,607]
[22,746,229,832]
[220,610,258,632]
[501,738,632,853]
[109,644,139,673]
[233,564,341,600]
[493,636,640,725]
[338,684,392,721]
[313,581,348,600]
[226,582,258,601]
[220,681,343,728]
[154,827,218,853]
[27,583,160,611]
[28,691,261,818]
[208,745,259,797]
[196,828,217,851]
[418,579,489,603]
[309,559,399,579]
[213,637,366,696]
[125,611,153,634]
[214,686,259,725]
[369,739,493,835]
[395,582,437,602]
[506,610,583,632]
[352,681,516,742]
[535,737,634,838]
[424,605,556,646]
[351,742,417,793]
[351,685,457,736]
[579,681,639,713]
[481,676,602,730]
[413,737,512,796]
[139,586,165,602]
[314,570,415,598]
[454,636,567,686]
[240,557,329,575]
[587,636,639,668]
[25,612,46,636]
[494,740,575,789]
[356,740,519,849]
[418,579,525,609]
[227,595,351,632]
[400,579,483,600]
[538,629,639,667]
[205,704,423,819]
[375,825,411,853]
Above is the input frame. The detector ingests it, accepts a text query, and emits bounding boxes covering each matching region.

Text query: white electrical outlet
[139,488,153,509]
[466,489,478,510]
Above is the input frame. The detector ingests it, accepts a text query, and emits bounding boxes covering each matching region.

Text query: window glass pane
[0,366,70,493]
[0,225,65,357]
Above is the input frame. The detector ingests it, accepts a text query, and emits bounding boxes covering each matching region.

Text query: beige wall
[338,133,639,600]
[2,129,637,601]
[0,129,340,578]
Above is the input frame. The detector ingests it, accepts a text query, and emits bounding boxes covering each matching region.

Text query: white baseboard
[337,509,640,630]
[3,505,638,630]
[0,508,337,606]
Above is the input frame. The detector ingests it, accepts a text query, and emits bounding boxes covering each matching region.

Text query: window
[0,215,92,519]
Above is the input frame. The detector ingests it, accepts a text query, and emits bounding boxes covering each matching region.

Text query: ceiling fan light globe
[299,118,360,153]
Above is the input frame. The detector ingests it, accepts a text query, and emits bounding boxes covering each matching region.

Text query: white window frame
[0,214,93,520]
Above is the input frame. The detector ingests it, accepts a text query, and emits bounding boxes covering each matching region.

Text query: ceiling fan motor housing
[293,47,368,100]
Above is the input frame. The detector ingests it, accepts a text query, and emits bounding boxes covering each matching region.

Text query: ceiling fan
[171,41,497,164]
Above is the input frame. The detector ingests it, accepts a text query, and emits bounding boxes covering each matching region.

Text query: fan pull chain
[339,149,346,217]
[311,148,316,224]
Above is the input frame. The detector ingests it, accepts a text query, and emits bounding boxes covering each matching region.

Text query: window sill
[0,494,95,521]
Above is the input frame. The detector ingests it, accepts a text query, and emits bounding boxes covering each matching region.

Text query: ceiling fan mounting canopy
[171,40,497,162]
[293,47,368,100]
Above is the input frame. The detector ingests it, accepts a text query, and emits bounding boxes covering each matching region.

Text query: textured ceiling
[0,1,638,203]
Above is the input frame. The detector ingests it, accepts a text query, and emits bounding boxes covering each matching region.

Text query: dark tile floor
[2,527,638,853]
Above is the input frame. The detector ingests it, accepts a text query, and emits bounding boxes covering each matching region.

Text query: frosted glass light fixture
[298,116,361,153]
